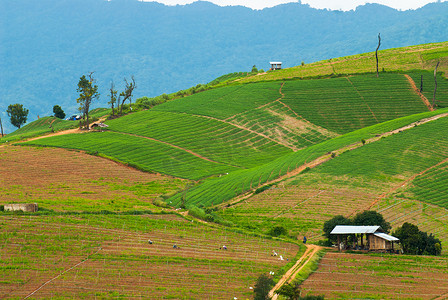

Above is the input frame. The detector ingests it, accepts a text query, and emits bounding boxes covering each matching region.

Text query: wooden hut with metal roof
[330,225,399,252]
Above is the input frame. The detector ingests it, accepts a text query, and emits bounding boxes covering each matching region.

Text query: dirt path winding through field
[404,74,434,111]
[268,244,321,299]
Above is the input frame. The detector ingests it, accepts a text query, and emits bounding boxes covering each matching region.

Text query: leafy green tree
[276,283,301,300]
[7,103,29,129]
[53,105,66,119]
[353,210,391,233]
[254,273,274,300]
[252,65,258,73]
[76,72,99,129]
[393,222,442,255]
[323,215,351,242]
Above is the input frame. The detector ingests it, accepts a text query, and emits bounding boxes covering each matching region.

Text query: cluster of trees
[323,211,391,244]
[1,103,67,136]
[323,211,442,255]
[393,222,442,255]
[76,73,136,129]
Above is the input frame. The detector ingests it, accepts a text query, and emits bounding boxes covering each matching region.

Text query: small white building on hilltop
[269,62,282,70]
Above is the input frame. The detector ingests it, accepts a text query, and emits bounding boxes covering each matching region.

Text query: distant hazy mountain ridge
[1,0,448,133]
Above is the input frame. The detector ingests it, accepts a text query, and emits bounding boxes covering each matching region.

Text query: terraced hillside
[1,214,300,299]
[238,42,448,83]
[0,145,186,212]
[300,252,448,299]
[21,71,446,182]
[214,113,448,249]
[2,42,448,299]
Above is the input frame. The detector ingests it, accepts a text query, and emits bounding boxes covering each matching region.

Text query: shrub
[268,225,288,237]
[254,273,274,300]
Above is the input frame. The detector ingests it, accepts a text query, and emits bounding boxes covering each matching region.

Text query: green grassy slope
[0,116,76,143]
[106,110,291,168]
[21,131,241,180]
[281,74,428,134]
[0,108,110,143]
[238,42,448,83]
[165,109,448,207]
[214,114,448,245]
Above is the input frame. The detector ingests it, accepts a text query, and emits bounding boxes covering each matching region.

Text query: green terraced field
[408,71,448,108]
[21,132,240,180]
[404,161,448,209]
[0,117,76,143]
[281,74,429,134]
[106,110,292,168]
[1,108,110,143]
[153,81,282,119]
[166,109,448,207]
[313,116,448,180]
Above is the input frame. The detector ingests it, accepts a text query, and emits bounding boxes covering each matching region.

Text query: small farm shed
[269,62,282,70]
[4,203,39,212]
[330,225,399,252]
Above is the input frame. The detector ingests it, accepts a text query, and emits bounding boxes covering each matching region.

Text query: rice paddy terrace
[2,42,448,299]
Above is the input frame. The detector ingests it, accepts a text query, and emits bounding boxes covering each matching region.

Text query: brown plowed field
[1,214,300,299]
[0,146,185,211]
[300,252,448,299]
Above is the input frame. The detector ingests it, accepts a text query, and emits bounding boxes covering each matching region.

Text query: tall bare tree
[376,33,381,77]
[76,72,99,129]
[119,76,136,115]
[433,61,440,109]
[0,116,3,137]
[108,81,118,117]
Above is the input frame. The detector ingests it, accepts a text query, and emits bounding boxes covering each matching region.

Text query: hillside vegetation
[3,42,448,299]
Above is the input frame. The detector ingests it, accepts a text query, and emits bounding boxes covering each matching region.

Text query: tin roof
[269,62,282,64]
[330,225,382,234]
[374,232,399,242]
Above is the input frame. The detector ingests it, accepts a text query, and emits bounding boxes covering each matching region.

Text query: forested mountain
[1,0,448,133]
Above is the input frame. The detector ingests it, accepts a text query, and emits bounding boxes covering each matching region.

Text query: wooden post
[337,235,341,252]
[0,117,3,137]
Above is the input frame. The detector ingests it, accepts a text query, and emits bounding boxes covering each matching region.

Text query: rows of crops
[374,197,448,246]
[281,74,428,134]
[300,252,448,299]
[408,71,448,108]
[0,145,185,212]
[106,110,292,168]
[217,183,380,241]
[402,161,448,209]
[227,100,338,150]
[314,117,448,181]
[238,42,448,83]
[21,132,240,180]
[0,117,76,143]
[166,109,448,207]
[1,214,300,299]
[153,81,282,119]
[1,108,111,143]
